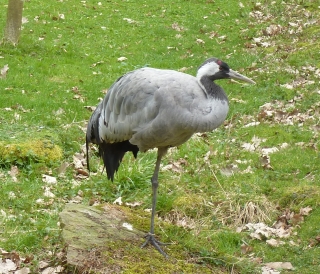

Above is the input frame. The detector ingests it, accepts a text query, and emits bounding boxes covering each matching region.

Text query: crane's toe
[141,233,170,257]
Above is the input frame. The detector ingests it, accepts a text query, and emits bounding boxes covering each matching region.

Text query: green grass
[1,0,320,273]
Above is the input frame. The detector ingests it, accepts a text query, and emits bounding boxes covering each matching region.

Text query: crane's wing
[86,67,228,179]
[87,67,229,149]
[88,69,185,144]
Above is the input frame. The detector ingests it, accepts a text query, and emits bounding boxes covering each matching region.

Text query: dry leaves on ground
[0,249,65,274]
[237,207,313,273]
[0,64,9,79]
[262,262,294,273]
[8,166,19,183]
[238,207,312,242]
[162,158,188,173]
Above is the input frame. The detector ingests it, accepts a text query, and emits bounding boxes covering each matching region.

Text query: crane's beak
[228,69,256,84]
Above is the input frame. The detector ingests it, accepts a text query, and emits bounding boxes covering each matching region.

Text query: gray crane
[86,57,255,257]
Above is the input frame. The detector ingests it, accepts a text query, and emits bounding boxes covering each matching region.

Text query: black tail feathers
[98,140,139,181]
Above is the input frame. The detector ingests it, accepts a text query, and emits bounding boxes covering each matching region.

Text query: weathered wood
[4,0,24,45]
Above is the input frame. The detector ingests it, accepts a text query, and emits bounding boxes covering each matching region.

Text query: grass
[0,0,320,273]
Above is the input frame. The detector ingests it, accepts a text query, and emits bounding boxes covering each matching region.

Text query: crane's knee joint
[151,177,158,188]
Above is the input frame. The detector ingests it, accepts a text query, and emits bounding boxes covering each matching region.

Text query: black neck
[200,76,229,102]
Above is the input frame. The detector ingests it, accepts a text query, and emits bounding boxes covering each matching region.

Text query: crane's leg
[141,147,169,257]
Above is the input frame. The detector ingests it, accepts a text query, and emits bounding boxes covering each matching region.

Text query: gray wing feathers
[92,67,228,151]
[98,69,161,144]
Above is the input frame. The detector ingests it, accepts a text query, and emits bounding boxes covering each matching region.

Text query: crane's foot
[141,233,169,257]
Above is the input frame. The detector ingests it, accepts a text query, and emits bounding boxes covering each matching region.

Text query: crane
[86,57,255,257]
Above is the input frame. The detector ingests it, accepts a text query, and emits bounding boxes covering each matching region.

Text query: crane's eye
[219,63,229,72]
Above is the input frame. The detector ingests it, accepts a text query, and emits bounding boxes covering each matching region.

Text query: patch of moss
[65,204,225,273]
[0,139,62,165]
[172,193,210,218]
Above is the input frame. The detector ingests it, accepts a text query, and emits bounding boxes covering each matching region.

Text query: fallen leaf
[22,17,29,24]
[291,214,304,226]
[73,94,85,102]
[178,66,192,72]
[15,267,31,274]
[22,255,34,264]
[231,98,247,104]
[273,216,288,229]
[264,262,294,270]
[266,238,285,247]
[263,24,283,36]
[220,164,239,176]
[251,257,263,264]
[300,206,312,216]
[245,222,292,239]
[250,229,269,240]
[261,266,280,274]
[208,31,218,39]
[42,174,57,185]
[260,154,273,170]
[73,153,85,169]
[252,136,266,146]
[171,22,184,31]
[261,147,279,155]
[14,112,21,121]
[279,143,289,149]
[43,187,55,198]
[0,259,17,273]
[125,201,143,207]
[41,266,64,274]
[242,142,256,152]
[196,38,205,44]
[8,191,16,199]
[240,244,253,254]
[90,61,104,68]
[162,158,187,173]
[2,251,20,264]
[123,18,135,24]
[113,197,122,205]
[289,240,299,246]
[243,121,260,127]
[68,195,83,204]
[76,168,88,176]
[117,56,127,62]
[9,165,19,182]
[0,64,9,79]
[122,222,133,231]
[54,108,65,116]
[36,198,45,204]
[84,106,96,112]
[261,41,272,47]
[218,35,227,41]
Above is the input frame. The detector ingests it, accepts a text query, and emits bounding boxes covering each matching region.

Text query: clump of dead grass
[208,194,276,227]
[163,194,213,235]
[163,192,276,237]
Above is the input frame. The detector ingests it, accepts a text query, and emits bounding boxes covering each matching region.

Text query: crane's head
[197,57,256,84]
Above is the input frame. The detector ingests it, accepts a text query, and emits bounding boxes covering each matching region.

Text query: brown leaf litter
[238,207,313,243]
